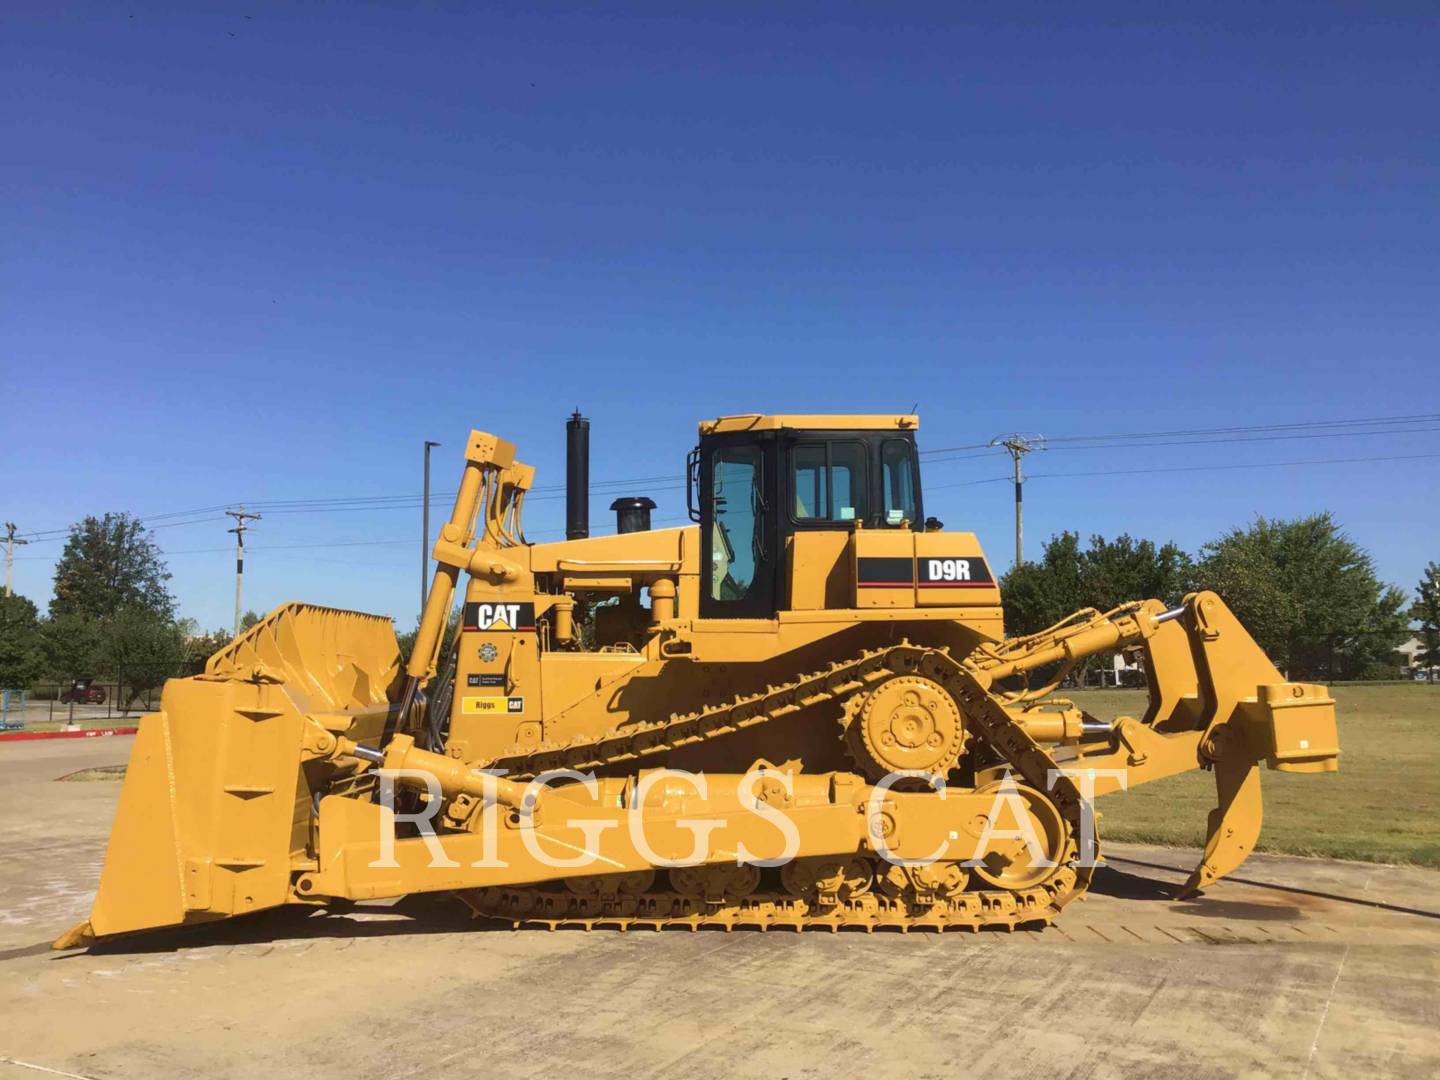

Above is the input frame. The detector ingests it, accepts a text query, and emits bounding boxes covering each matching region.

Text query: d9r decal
[857,555,994,588]
[920,557,993,587]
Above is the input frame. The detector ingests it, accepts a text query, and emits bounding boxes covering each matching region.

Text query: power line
[1040,426,1440,453]
[11,442,1436,559]
[14,514,702,563]
[924,476,1013,492]
[241,482,692,518]
[13,478,688,541]
[919,412,1440,457]
[919,440,995,456]
[12,412,1438,544]
[915,448,1007,464]
[17,513,232,545]
[222,473,681,510]
[1026,451,1440,482]
[916,417,1440,481]
[1044,413,1440,445]
[15,502,236,539]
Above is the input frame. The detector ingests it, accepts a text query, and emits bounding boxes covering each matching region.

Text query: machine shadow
[1103,854,1440,921]
[60,888,1082,955]
[1086,864,1307,921]
[64,893,512,956]
[1088,863,1177,902]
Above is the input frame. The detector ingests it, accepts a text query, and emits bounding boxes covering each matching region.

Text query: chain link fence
[1,671,171,730]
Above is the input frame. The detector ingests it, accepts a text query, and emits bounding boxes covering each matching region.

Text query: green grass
[1077,683,1440,867]
[56,765,128,782]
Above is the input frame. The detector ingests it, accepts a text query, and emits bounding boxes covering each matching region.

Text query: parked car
[59,679,107,705]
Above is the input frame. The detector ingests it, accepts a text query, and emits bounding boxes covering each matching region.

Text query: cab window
[881,439,917,526]
[791,442,867,521]
[710,446,762,600]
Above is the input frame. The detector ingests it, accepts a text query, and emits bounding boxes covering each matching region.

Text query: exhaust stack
[566,410,589,540]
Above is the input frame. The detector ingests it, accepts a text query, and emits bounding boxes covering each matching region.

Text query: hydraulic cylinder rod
[973,604,1172,683]
[388,431,516,741]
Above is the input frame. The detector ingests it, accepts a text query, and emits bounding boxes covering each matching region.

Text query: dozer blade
[55,603,402,949]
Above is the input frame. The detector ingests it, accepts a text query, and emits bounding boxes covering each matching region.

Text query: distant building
[1395,636,1437,679]
[1087,648,1145,688]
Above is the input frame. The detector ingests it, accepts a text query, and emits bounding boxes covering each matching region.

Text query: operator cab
[689,414,924,619]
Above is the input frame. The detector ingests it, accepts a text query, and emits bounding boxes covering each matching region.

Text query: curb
[0,727,138,742]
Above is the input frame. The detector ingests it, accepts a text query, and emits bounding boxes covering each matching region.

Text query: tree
[183,626,233,674]
[1075,532,1193,612]
[1194,513,1408,680]
[1412,562,1440,672]
[0,593,46,690]
[394,603,462,666]
[40,612,104,683]
[1001,532,1194,636]
[1001,533,1085,637]
[50,512,174,620]
[103,607,186,710]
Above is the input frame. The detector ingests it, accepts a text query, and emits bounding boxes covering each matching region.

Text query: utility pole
[422,440,440,620]
[989,434,1045,569]
[3,522,28,598]
[226,507,262,637]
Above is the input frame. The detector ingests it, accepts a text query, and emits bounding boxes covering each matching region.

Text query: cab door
[698,434,780,618]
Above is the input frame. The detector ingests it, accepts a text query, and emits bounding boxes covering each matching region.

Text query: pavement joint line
[1301,944,1351,1080]
[0,1058,98,1080]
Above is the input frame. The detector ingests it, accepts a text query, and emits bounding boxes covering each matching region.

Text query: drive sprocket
[842,674,966,780]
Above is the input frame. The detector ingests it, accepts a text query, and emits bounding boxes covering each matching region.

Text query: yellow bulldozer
[57,413,1340,946]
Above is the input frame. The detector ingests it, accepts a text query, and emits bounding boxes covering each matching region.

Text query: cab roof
[699,414,919,435]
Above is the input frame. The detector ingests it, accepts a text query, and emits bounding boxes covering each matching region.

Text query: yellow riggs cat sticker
[462,696,525,715]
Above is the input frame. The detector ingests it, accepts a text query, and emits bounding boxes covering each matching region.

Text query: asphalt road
[1,736,1436,1079]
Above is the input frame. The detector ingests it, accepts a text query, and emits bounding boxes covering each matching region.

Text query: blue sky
[3,3,1436,631]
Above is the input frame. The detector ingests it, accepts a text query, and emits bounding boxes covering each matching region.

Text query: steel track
[468,642,1093,932]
